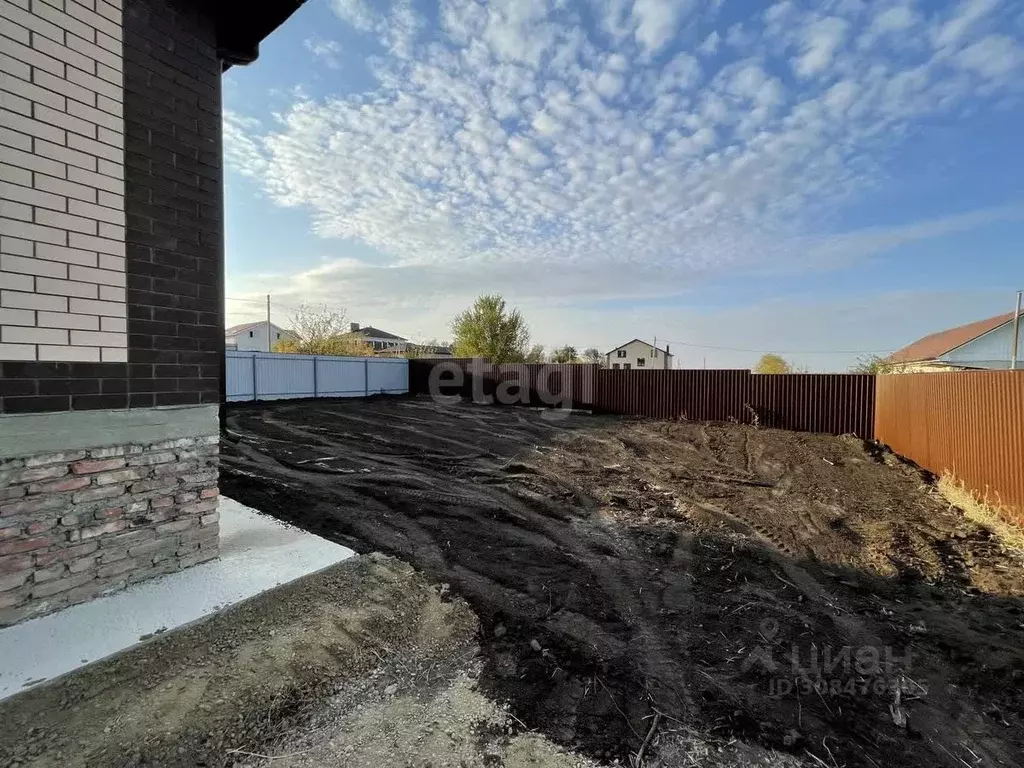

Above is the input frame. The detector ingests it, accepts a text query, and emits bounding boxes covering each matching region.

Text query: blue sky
[221,0,1024,370]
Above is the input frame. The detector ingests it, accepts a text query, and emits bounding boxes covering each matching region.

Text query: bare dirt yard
[217,396,1024,768]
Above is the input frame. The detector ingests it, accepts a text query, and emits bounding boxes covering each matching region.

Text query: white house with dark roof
[606,339,674,370]
[225,321,298,352]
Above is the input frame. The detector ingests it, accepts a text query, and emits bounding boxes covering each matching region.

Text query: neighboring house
[408,344,453,358]
[605,339,674,370]
[347,323,409,352]
[887,312,1024,372]
[225,322,298,352]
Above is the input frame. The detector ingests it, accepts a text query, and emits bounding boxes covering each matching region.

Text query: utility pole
[266,294,272,353]
[1012,290,1022,370]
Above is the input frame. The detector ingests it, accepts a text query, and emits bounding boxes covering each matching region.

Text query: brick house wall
[0,0,248,627]
[1,0,222,414]
[1,0,128,364]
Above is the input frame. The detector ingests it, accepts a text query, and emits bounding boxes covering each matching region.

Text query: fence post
[364,358,370,397]
[313,356,319,397]
[251,353,258,402]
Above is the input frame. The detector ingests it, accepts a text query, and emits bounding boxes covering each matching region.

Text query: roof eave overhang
[214,0,306,70]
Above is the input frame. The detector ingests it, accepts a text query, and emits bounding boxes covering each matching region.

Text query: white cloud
[532,110,560,135]
[595,69,625,99]
[482,0,558,68]
[225,0,1024,332]
[822,79,859,114]
[793,16,849,78]
[871,5,917,33]
[590,0,633,41]
[331,0,378,32]
[387,0,423,59]
[956,34,1023,78]
[697,31,720,56]
[223,111,268,177]
[631,0,691,54]
[932,0,1000,50]
[606,53,628,72]
[304,38,343,69]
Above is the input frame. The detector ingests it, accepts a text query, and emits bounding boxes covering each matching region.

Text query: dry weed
[938,474,1024,555]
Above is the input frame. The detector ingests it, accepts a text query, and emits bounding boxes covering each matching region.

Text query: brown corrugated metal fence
[411,360,875,437]
[875,371,1024,523]
[594,369,751,422]
[746,373,876,438]
[595,369,874,436]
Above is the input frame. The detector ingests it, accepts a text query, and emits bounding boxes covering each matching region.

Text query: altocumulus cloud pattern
[224,0,1024,302]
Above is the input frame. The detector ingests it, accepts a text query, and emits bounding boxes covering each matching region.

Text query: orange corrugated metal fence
[874,371,1024,523]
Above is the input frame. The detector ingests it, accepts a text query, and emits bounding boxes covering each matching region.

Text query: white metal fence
[226,351,409,402]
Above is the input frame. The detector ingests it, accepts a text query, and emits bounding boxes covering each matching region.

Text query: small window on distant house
[612,363,620,369]
[276,332,280,339]
[249,330,254,338]
[624,363,631,370]
[637,358,645,367]
[653,348,658,357]
[617,349,627,358]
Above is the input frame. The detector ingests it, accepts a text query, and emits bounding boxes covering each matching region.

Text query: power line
[226,296,349,314]
[657,339,896,355]
[225,296,305,315]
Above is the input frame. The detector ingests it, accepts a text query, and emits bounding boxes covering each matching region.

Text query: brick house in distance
[0,0,304,625]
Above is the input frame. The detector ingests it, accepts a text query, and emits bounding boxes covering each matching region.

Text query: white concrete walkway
[0,497,355,702]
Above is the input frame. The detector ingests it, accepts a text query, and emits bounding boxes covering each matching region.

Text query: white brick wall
[0,0,125,363]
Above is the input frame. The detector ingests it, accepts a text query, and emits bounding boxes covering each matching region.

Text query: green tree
[753,353,792,374]
[524,344,547,363]
[550,345,579,363]
[273,303,375,357]
[581,347,602,365]
[450,295,530,363]
[849,354,891,374]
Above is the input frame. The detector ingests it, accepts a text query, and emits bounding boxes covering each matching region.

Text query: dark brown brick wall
[0,362,130,414]
[122,0,223,409]
[0,0,223,415]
